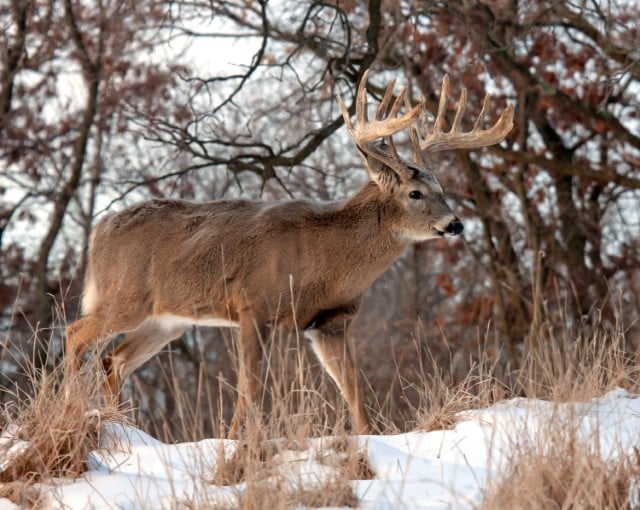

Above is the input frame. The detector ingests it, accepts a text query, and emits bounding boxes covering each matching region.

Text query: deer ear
[357,144,403,194]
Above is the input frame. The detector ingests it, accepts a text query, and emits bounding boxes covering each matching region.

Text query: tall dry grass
[482,414,640,509]
[0,353,126,507]
[477,307,640,509]
[0,293,639,508]
[157,329,376,507]
[0,325,374,508]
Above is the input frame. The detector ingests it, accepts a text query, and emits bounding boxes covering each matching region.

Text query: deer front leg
[228,315,265,439]
[306,315,372,435]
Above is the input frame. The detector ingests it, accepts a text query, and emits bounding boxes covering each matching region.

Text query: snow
[2,388,640,509]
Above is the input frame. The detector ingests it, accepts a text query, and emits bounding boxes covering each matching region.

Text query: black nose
[445,218,464,236]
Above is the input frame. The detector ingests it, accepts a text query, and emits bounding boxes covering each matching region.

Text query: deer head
[338,69,514,242]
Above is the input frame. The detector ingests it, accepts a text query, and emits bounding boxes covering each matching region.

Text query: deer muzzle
[444,218,464,237]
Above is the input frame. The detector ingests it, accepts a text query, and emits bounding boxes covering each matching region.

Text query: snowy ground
[2,388,640,509]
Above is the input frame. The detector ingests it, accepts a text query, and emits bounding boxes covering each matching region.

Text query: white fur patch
[304,329,320,343]
[307,333,341,386]
[82,277,98,315]
[154,313,239,330]
[397,230,440,242]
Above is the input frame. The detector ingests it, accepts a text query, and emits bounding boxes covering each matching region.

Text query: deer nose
[445,218,464,236]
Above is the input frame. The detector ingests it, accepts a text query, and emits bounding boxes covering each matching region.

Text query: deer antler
[410,75,514,157]
[337,69,424,180]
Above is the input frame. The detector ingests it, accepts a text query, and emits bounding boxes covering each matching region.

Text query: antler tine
[337,96,355,137]
[418,97,430,142]
[356,68,371,125]
[432,74,449,136]
[472,92,491,132]
[450,87,467,133]
[405,93,425,165]
[418,75,515,153]
[376,78,397,121]
[388,86,408,120]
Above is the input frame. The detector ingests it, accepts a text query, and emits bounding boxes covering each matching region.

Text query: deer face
[394,164,463,242]
[365,154,463,242]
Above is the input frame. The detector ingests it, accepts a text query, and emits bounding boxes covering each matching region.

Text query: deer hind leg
[228,315,265,439]
[307,321,372,435]
[102,318,187,407]
[65,314,112,375]
[64,314,116,402]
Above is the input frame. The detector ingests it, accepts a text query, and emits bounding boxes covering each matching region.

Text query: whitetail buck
[65,70,513,436]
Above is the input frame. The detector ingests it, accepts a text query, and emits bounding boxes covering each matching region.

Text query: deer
[65,70,513,437]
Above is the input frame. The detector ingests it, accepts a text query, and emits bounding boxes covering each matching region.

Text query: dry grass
[0,481,43,508]
[410,305,640,433]
[202,308,640,508]
[416,352,503,432]
[482,414,640,509]
[206,334,375,507]
[478,312,640,509]
[1,300,639,508]
[0,328,372,508]
[0,355,126,508]
[216,435,370,509]
[381,306,640,509]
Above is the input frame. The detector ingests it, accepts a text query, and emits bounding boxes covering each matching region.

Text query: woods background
[1,0,639,440]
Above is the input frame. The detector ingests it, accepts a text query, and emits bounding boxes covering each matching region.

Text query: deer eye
[409,190,423,200]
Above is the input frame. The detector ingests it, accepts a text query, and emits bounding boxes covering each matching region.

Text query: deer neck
[338,181,408,271]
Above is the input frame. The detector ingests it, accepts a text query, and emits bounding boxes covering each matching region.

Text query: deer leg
[64,314,116,402]
[307,320,372,435]
[103,319,187,407]
[228,315,264,439]
[65,315,111,375]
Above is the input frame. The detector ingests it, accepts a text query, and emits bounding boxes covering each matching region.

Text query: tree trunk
[31,0,102,369]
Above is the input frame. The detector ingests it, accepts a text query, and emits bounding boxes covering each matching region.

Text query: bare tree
[0,1,192,370]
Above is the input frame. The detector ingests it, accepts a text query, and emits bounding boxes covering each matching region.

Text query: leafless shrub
[0,348,125,507]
